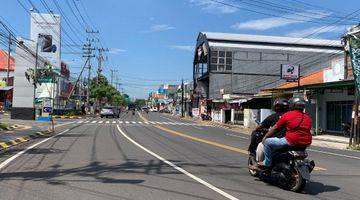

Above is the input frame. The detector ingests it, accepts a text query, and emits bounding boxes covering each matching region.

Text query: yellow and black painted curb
[52,115,84,119]
[0,130,54,151]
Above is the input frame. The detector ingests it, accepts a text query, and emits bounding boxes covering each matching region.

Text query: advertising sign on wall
[30,13,61,69]
[281,64,300,81]
[324,58,345,83]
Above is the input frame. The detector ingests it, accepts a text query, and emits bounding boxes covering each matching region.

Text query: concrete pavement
[0,112,359,199]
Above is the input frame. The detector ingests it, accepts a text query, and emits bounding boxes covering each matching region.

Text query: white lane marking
[0,129,70,170]
[91,121,97,124]
[112,121,117,124]
[77,121,83,124]
[138,121,143,124]
[125,121,130,124]
[308,149,360,160]
[132,121,137,124]
[145,122,150,124]
[225,133,249,140]
[150,122,156,124]
[106,121,110,124]
[98,121,103,124]
[162,122,169,125]
[160,115,177,122]
[85,121,90,123]
[116,125,239,200]
[192,126,204,130]
[119,121,123,124]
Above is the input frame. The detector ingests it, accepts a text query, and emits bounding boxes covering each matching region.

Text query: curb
[53,116,84,119]
[312,137,349,144]
[0,130,54,151]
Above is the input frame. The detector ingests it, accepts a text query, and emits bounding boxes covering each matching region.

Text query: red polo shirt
[275,110,312,146]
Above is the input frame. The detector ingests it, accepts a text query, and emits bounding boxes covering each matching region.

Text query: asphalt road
[0,112,359,200]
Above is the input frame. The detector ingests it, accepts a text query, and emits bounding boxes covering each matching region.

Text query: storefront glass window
[326,101,353,132]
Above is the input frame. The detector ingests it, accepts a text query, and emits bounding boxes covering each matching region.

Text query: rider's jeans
[263,137,290,166]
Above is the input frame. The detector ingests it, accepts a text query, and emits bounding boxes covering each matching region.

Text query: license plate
[298,165,310,180]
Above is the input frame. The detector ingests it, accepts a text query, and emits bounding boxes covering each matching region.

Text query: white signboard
[192,108,200,118]
[281,64,299,81]
[324,58,345,83]
[30,13,61,69]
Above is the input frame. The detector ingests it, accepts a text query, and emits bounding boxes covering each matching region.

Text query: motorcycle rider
[256,97,312,168]
[248,98,289,160]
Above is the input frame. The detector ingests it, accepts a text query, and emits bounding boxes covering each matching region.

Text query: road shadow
[303,181,340,195]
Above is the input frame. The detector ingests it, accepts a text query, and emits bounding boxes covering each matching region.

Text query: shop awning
[229,99,249,104]
[0,86,13,91]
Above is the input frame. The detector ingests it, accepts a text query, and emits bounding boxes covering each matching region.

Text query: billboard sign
[281,64,300,81]
[30,13,61,69]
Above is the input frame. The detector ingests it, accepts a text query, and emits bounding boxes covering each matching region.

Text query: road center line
[137,112,327,171]
[0,129,70,170]
[116,125,239,200]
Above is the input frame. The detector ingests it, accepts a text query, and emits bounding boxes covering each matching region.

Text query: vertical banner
[349,37,360,94]
[30,13,61,70]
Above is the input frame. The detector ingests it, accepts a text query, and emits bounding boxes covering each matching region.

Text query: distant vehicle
[150,107,158,112]
[141,106,149,113]
[100,106,120,118]
[159,108,171,113]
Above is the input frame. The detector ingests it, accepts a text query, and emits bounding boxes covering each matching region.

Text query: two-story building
[193,32,344,127]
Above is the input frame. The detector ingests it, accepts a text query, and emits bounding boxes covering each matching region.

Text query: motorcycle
[257,146,315,192]
[248,122,315,192]
[132,110,135,115]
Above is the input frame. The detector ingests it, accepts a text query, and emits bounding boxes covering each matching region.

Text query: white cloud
[108,48,127,54]
[170,45,194,51]
[189,0,238,14]
[231,10,331,31]
[286,25,345,38]
[146,24,175,33]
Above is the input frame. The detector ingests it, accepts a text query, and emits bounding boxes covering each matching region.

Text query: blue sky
[0,0,359,99]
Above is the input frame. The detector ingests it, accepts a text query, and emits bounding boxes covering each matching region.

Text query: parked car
[141,106,149,112]
[100,106,120,118]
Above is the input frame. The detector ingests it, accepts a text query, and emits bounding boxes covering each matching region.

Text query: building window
[210,50,233,72]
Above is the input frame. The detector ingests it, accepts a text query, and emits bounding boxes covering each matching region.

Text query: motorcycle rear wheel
[289,168,306,192]
[248,156,258,177]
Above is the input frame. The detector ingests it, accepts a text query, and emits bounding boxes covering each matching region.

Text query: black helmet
[273,98,289,113]
[289,97,306,111]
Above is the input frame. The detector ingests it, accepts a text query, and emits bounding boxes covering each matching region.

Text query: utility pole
[181,79,185,118]
[110,69,118,86]
[83,39,95,113]
[96,48,108,84]
[6,33,11,86]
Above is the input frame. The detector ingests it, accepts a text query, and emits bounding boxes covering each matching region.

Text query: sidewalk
[172,114,351,150]
[0,115,55,150]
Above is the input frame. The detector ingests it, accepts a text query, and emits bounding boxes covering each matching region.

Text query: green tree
[134,99,146,108]
[90,73,129,107]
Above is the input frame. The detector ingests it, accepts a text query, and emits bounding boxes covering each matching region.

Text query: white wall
[212,109,223,123]
[244,109,259,129]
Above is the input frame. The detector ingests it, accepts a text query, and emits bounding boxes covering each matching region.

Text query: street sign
[43,106,53,113]
[281,64,300,81]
